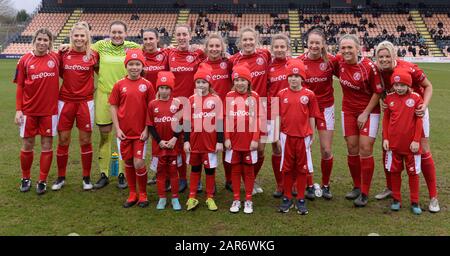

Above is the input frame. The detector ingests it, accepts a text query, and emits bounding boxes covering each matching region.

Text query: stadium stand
[1,1,449,58]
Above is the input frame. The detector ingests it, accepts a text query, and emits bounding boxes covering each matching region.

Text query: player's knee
[22,138,35,151]
[133,159,145,170]
[321,149,332,160]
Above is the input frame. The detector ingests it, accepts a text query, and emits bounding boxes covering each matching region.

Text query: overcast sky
[12,0,42,14]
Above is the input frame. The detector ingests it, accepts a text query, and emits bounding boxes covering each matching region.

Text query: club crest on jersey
[47,60,55,68]
[389,101,395,107]
[256,57,264,65]
[233,73,240,79]
[156,54,163,61]
[245,156,250,160]
[186,55,194,63]
[160,76,167,82]
[292,68,299,74]
[283,98,288,103]
[270,67,275,72]
[320,62,327,71]
[83,55,90,62]
[131,53,138,58]
[30,65,35,70]
[171,57,176,61]
[154,107,159,113]
[122,87,127,93]
[206,100,215,109]
[139,84,147,92]
[300,96,309,104]
[170,105,178,113]
[67,55,72,60]
[405,98,415,108]
[394,76,401,83]
[137,150,142,155]
[341,68,345,73]
[220,62,228,69]
[245,98,255,106]
[353,72,361,81]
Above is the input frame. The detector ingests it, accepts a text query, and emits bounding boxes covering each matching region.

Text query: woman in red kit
[14,28,60,195]
[142,28,169,89]
[337,34,383,207]
[109,49,155,208]
[147,71,183,211]
[168,24,206,192]
[276,59,322,215]
[298,28,339,200]
[374,41,439,213]
[229,26,271,195]
[267,34,291,198]
[224,64,260,214]
[184,63,224,211]
[51,22,98,192]
[202,33,233,191]
[383,69,423,215]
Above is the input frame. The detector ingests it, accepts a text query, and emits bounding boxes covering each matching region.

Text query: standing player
[202,33,233,191]
[276,59,321,215]
[147,71,183,211]
[229,26,271,195]
[14,28,60,194]
[168,24,206,192]
[298,28,339,200]
[110,49,155,208]
[224,64,260,214]
[51,22,98,191]
[141,28,169,185]
[383,69,423,215]
[184,63,224,211]
[90,21,141,189]
[374,41,440,212]
[267,34,291,198]
[337,34,383,207]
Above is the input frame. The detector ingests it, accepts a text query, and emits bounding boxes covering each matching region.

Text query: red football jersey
[147,97,183,156]
[298,53,338,110]
[268,57,290,97]
[380,59,427,96]
[168,48,206,98]
[109,77,155,139]
[229,49,271,97]
[204,58,232,102]
[59,50,98,102]
[224,90,260,151]
[186,93,223,153]
[383,91,423,154]
[337,57,383,113]
[277,87,321,137]
[14,51,60,116]
[143,49,169,89]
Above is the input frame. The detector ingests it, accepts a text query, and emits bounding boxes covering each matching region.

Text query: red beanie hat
[124,49,145,67]
[156,71,175,90]
[232,63,252,83]
[194,63,213,83]
[391,68,412,87]
[286,59,306,79]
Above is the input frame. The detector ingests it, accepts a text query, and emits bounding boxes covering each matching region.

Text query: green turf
[0,59,448,236]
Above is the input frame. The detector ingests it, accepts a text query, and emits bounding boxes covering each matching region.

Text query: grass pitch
[0,60,448,235]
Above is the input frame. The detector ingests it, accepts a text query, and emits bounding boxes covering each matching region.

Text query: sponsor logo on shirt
[139,84,147,92]
[251,70,265,78]
[405,98,415,108]
[304,77,328,83]
[170,66,194,72]
[64,64,90,71]
[154,116,178,123]
[270,74,287,83]
[353,72,361,81]
[31,72,56,80]
[300,96,309,104]
[339,78,360,90]
[229,110,255,117]
[212,74,229,80]
[193,111,217,119]
[47,60,55,68]
[143,66,165,72]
